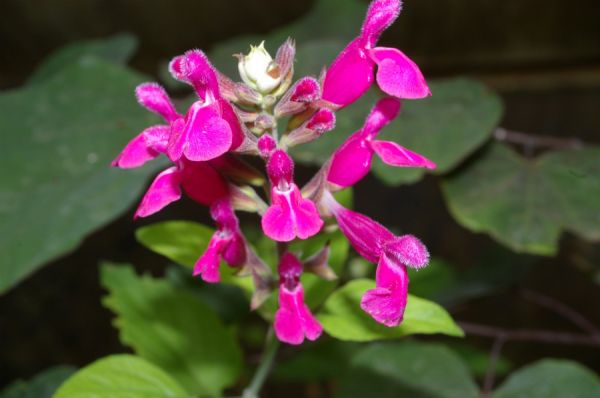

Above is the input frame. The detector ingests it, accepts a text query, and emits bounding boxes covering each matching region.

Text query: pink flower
[274,252,323,345]
[261,150,323,241]
[323,191,429,326]
[169,49,245,153]
[327,97,435,188]
[322,0,429,108]
[194,198,247,283]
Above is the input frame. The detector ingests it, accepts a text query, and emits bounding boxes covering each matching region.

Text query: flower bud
[238,42,282,94]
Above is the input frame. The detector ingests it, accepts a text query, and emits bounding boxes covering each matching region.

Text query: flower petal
[370,140,436,169]
[327,134,373,187]
[361,0,402,47]
[111,125,169,169]
[135,83,179,122]
[180,160,229,206]
[262,190,296,242]
[370,47,430,99]
[292,188,324,240]
[322,38,375,108]
[360,254,408,327]
[275,286,322,345]
[362,97,401,138]
[134,167,182,219]
[385,234,429,269]
[193,235,227,283]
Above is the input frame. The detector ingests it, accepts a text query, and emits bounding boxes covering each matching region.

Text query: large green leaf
[294,77,503,186]
[317,279,463,341]
[100,264,242,397]
[136,220,215,268]
[492,359,600,398]
[442,143,600,255]
[0,57,158,294]
[335,341,479,398]
[0,366,75,398]
[28,33,137,84]
[54,355,187,398]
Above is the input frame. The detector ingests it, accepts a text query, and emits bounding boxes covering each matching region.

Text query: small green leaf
[0,57,157,294]
[492,359,600,398]
[0,366,75,398]
[54,355,187,398]
[100,264,242,396]
[442,143,600,255]
[28,33,137,84]
[335,341,479,398]
[318,279,463,341]
[135,221,215,268]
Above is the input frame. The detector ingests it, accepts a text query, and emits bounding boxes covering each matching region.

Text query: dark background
[1,0,600,393]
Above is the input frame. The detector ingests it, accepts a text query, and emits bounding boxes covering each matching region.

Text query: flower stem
[243,329,281,398]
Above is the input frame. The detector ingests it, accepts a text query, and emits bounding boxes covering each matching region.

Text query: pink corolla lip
[262,150,323,241]
[321,0,430,108]
[134,166,183,219]
[327,97,435,188]
[167,98,232,162]
[194,198,247,283]
[274,253,323,345]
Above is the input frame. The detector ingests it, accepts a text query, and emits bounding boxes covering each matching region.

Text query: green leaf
[208,0,365,76]
[0,58,158,294]
[28,33,137,84]
[136,221,215,268]
[450,342,512,377]
[442,143,600,255]
[335,341,479,398]
[54,355,187,398]
[492,359,600,398]
[100,264,242,396]
[273,340,361,382]
[317,279,463,341]
[293,78,503,186]
[0,366,75,398]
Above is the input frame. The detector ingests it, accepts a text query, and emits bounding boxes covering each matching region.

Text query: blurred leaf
[407,258,458,299]
[318,279,463,341]
[0,57,158,294]
[100,264,242,397]
[335,341,479,398]
[209,0,365,76]
[136,220,215,268]
[28,33,137,84]
[165,265,248,324]
[273,339,361,382]
[449,342,512,377]
[293,78,503,186]
[0,366,75,398]
[442,143,600,256]
[54,355,186,398]
[492,359,600,398]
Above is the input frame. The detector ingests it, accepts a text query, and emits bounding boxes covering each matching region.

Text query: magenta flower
[262,150,323,242]
[168,49,245,159]
[328,97,435,188]
[194,198,247,283]
[322,0,429,108]
[274,252,323,345]
[323,191,429,326]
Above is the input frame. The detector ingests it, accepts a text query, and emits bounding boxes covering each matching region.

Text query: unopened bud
[238,42,282,94]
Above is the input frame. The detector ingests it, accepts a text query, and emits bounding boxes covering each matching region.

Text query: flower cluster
[113,0,434,345]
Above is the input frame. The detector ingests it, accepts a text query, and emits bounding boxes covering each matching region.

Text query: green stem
[243,330,281,398]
